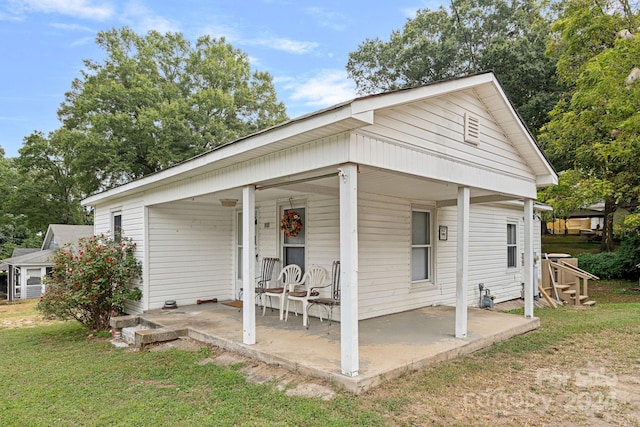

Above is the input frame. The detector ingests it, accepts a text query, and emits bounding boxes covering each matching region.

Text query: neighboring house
[82,72,557,376]
[2,224,94,301]
[547,203,606,235]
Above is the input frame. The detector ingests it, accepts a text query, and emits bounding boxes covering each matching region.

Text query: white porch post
[339,163,359,377]
[456,186,470,338]
[242,185,256,345]
[524,198,534,318]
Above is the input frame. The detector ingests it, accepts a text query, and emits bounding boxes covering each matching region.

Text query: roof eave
[82,103,373,207]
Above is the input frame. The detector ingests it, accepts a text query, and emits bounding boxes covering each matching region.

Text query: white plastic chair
[285,265,326,327]
[307,261,340,327]
[263,264,302,320]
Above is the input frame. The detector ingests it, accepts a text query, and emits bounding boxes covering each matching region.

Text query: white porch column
[524,198,534,318]
[242,185,256,345]
[456,186,470,338]
[339,163,359,377]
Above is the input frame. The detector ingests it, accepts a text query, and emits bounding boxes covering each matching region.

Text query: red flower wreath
[280,210,303,238]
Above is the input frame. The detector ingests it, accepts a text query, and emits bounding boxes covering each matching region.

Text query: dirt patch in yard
[362,328,640,426]
[0,300,62,329]
[145,337,336,401]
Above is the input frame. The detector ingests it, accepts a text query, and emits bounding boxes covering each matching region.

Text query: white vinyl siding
[350,91,537,199]
[358,193,420,318]
[93,196,145,313]
[147,201,233,310]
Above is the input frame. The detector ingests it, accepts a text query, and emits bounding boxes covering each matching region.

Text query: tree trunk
[600,200,617,252]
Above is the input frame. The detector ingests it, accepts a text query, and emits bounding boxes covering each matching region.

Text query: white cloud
[69,36,94,47]
[0,10,24,21]
[120,1,179,34]
[12,0,114,20]
[245,36,318,54]
[199,23,240,43]
[50,22,93,31]
[286,69,356,108]
[305,7,350,31]
[402,0,446,17]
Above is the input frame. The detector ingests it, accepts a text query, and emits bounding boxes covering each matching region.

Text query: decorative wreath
[280,210,303,238]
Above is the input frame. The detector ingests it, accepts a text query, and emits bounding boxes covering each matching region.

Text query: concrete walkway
[124,302,539,393]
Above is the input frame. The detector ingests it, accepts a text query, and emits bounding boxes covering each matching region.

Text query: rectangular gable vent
[464,113,480,145]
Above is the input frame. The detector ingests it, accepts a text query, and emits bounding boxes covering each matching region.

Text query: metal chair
[263,264,302,320]
[285,265,326,327]
[238,257,279,307]
[306,261,340,327]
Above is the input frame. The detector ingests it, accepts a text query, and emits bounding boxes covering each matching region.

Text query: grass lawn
[2,283,640,426]
[541,234,603,256]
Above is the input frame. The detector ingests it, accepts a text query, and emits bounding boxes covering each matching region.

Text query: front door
[236,211,257,299]
[281,206,306,273]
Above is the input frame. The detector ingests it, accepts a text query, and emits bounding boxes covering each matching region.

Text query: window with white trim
[112,211,122,242]
[411,210,432,282]
[282,207,306,273]
[507,222,517,268]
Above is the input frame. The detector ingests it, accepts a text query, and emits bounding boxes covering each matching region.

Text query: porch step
[578,295,589,301]
[583,300,596,306]
[562,290,577,296]
[556,284,571,291]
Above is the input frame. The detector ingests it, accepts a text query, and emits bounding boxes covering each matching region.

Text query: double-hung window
[411,210,431,282]
[507,222,517,268]
[112,211,122,242]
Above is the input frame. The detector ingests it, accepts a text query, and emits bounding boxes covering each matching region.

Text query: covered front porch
[118,301,539,393]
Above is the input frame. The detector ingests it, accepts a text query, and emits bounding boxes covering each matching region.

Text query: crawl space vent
[464,113,480,145]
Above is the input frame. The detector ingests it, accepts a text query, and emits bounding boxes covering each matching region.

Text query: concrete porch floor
[134,302,539,393]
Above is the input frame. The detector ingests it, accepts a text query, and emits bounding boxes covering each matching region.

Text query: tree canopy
[346,0,562,135]
[539,0,640,250]
[58,28,288,190]
[0,27,289,257]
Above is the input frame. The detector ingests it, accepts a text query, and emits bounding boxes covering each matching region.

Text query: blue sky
[0,0,442,158]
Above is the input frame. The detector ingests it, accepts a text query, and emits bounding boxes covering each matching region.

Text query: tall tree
[58,28,288,191]
[15,129,92,233]
[539,0,640,251]
[346,0,562,135]
[0,149,43,258]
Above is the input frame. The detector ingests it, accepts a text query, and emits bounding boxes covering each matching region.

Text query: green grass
[0,322,381,427]
[541,234,602,256]
[2,282,639,426]
[362,282,640,425]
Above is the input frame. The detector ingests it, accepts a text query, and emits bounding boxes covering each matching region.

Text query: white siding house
[82,72,557,377]
[1,224,94,301]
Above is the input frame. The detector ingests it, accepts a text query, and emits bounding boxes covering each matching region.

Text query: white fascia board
[500,200,554,212]
[536,174,559,186]
[82,104,374,207]
[350,73,495,115]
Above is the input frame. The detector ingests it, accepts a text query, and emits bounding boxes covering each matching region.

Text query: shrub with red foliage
[37,234,142,331]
